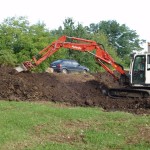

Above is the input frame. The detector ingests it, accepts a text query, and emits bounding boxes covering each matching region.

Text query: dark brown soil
[0,66,150,114]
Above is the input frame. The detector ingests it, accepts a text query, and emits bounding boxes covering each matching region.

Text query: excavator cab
[130,53,150,86]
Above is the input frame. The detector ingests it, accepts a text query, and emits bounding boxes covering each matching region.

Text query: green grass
[0,100,150,150]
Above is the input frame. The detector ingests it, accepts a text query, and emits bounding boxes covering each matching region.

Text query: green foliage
[0,16,30,52]
[0,49,17,66]
[96,20,145,58]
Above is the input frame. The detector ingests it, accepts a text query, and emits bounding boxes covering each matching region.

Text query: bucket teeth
[15,64,27,72]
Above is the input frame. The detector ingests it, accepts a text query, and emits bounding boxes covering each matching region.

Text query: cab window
[133,55,145,71]
[132,55,145,83]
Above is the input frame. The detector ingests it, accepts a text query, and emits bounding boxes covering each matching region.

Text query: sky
[0,0,150,50]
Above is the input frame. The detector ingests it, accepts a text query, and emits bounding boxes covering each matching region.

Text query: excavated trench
[0,66,150,114]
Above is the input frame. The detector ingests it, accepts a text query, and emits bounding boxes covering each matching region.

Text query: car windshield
[51,60,62,64]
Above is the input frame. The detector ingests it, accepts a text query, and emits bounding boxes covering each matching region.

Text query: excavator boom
[15,35,126,81]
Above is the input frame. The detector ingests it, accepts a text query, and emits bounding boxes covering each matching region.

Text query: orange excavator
[15,36,125,79]
[15,35,150,98]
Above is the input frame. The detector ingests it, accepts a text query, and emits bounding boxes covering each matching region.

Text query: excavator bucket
[15,63,28,72]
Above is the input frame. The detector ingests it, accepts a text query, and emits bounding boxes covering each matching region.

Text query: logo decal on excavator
[71,46,82,50]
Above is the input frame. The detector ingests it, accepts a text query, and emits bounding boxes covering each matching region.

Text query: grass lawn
[0,100,150,150]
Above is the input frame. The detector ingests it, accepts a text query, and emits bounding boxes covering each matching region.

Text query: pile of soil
[0,66,150,114]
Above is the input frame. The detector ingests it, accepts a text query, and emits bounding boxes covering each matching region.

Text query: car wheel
[62,69,68,74]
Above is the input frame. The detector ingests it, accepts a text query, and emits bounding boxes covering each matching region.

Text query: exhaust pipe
[148,42,150,53]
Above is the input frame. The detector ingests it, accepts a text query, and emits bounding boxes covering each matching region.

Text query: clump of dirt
[0,66,150,114]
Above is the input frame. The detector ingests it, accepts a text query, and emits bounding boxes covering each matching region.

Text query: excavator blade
[15,63,28,72]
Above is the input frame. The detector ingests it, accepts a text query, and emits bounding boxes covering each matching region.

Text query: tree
[0,16,145,71]
[0,16,58,71]
[0,16,31,53]
[0,49,17,66]
[97,20,145,58]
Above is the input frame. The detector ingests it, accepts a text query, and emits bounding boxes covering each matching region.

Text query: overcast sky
[0,0,150,50]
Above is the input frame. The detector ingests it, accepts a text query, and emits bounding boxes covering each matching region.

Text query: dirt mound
[0,66,150,114]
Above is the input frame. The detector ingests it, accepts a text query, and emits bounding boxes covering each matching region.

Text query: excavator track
[108,88,150,99]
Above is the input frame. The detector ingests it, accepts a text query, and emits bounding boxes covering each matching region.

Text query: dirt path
[0,66,150,114]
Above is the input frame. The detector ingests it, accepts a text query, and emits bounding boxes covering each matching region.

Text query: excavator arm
[15,35,126,80]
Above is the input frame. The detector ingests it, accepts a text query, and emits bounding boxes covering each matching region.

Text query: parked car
[50,59,89,74]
